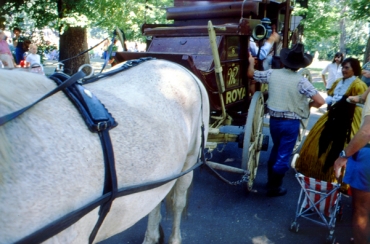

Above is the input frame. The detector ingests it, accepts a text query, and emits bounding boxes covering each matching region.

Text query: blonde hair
[29,43,38,49]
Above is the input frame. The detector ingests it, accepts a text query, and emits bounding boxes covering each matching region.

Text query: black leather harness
[49,72,118,244]
[0,58,207,244]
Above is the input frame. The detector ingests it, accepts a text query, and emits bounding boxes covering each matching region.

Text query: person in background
[23,39,31,52]
[13,27,27,65]
[102,39,110,59]
[247,43,325,197]
[0,29,16,68]
[321,52,344,91]
[249,31,280,94]
[361,54,370,87]
[89,46,94,59]
[25,43,41,67]
[334,86,370,244]
[249,32,280,65]
[25,43,44,74]
[295,58,368,193]
[7,39,15,58]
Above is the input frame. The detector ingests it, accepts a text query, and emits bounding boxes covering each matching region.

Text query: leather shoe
[266,187,287,197]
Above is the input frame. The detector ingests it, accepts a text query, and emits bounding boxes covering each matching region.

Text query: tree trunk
[364,36,370,64]
[59,26,90,75]
[339,18,346,56]
[339,1,347,56]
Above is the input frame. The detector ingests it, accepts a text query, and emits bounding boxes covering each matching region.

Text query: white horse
[0,59,209,244]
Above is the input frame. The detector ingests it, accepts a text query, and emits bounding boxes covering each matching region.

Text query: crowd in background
[0,27,57,72]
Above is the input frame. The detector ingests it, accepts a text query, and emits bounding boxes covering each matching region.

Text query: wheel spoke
[242,92,264,192]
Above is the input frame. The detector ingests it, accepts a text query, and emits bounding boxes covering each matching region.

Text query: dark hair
[13,27,21,33]
[332,52,343,63]
[342,58,362,77]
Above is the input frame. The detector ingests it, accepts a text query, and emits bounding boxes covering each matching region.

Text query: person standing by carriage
[12,27,27,65]
[362,53,370,87]
[295,58,367,194]
[0,29,16,68]
[321,52,344,91]
[334,87,370,244]
[248,43,325,197]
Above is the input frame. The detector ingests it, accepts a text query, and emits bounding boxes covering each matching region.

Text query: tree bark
[339,18,346,56]
[339,2,347,56]
[59,26,90,75]
[364,36,370,64]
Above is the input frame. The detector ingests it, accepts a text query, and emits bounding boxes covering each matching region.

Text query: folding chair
[290,154,342,244]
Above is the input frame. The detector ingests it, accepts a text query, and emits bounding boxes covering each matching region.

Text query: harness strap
[49,73,118,243]
[58,38,108,64]
[14,161,203,244]
[89,130,118,243]
[99,31,117,74]
[9,59,207,244]
[84,57,156,84]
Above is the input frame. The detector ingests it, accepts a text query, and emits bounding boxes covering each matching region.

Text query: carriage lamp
[252,18,272,41]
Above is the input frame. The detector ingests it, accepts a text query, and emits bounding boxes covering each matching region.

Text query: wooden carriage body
[114,0,299,191]
[115,0,292,126]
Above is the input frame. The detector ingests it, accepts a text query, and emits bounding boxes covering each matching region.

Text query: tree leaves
[295,0,369,59]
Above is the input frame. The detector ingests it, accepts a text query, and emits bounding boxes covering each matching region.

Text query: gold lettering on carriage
[225,87,246,104]
[227,66,239,86]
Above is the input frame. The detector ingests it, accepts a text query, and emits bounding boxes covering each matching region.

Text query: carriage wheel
[292,118,309,154]
[292,68,313,154]
[241,91,265,192]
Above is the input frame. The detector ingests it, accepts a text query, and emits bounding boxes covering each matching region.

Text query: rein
[2,59,207,244]
[14,160,204,244]
[58,38,108,64]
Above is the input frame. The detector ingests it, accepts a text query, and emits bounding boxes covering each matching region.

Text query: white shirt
[249,37,273,60]
[321,62,343,89]
[26,53,41,66]
[325,76,356,105]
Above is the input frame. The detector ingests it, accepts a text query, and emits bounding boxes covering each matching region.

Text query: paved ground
[95,60,352,244]
[43,58,349,244]
[99,108,352,244]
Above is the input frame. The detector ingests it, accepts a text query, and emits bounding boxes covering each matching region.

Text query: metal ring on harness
[78,64,94,79]
[55,62,65,72]
[31,63,42,68]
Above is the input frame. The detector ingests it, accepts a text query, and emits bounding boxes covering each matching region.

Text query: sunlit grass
[307,67,326,92]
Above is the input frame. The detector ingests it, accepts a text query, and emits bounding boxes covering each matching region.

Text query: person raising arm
[334,86,370,244]
[247,44,324,197]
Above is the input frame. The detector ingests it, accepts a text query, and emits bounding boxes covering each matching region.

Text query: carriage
[0,0,315,242]
[113,0,311,192]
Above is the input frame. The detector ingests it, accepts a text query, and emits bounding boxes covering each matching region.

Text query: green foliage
[1,0,173,42]
[349,0,370,22]
[1,0,368,58]
[294,0,369,60]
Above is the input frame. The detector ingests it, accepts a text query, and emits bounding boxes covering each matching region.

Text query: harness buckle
[97,121,108,131]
